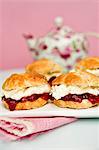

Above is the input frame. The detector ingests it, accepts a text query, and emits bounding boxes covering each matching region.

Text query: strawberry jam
[61,93,99,104]
[2,93,50,111]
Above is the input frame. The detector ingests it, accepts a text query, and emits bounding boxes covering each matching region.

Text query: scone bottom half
[2,72,52,111]
[51,70,99,109]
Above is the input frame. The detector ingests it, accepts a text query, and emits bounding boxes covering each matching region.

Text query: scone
[2,72,51,111]
[26,58,63,85]
[75,57,99,76]
[51,71,99,109]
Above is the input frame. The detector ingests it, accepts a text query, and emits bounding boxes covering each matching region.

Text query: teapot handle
[84,32,99,38]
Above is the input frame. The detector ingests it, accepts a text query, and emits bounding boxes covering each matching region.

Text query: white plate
[0,69,99,118]
[0,101,99,118]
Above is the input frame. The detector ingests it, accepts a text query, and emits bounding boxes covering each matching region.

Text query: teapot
[24,17,88,72]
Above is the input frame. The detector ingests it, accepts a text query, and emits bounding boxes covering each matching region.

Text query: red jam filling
[61,93,99,104]
[2,93,50,111]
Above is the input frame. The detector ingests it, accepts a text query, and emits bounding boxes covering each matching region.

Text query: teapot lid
[47,16,73,38]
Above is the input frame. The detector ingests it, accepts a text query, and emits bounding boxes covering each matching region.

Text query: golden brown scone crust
[26,58,63,79]
[3,98,47,110]
[53,99,98,109]
[2,72,48,91]
[52,70,99,88]
[75,57,99,70]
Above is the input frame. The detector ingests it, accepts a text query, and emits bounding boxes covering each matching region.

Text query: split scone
[2,72,51,111]
[26,58,63,85]
[75,57,99,76]
[51,71,99,109]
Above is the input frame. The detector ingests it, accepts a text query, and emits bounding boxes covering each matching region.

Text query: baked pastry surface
[2,72,48,91]
[52,70,99,88]
[75,56,99,70]
[26,58,63,80]
[53,99,97,109]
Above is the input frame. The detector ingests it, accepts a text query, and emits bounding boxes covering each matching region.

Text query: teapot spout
[23,33,34,39]
[23,33,37,50]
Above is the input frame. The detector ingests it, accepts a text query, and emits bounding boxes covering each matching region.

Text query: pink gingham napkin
[0,117,77,141]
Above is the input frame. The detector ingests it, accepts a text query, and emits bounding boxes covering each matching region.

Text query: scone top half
[2,72,51,110]
[51,70,99,108]
[26,58,63,82]
[75,57,99,76]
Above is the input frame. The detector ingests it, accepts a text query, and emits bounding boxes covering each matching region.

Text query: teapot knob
[54,16,63,28]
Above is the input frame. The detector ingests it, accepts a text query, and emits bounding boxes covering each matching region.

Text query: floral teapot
[24,17,88,72]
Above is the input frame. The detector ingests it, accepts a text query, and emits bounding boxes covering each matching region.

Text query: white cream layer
[3,84,50,100]
[86,69,99,76]
[51,84,99,99]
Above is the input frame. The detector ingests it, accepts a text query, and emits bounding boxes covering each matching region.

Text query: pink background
[0,0,99,70]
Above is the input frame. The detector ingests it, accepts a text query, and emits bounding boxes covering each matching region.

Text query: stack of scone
[1,57,99,111]
[2,72,51,111]
[1,59,62,111]
[51,70,99,109]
